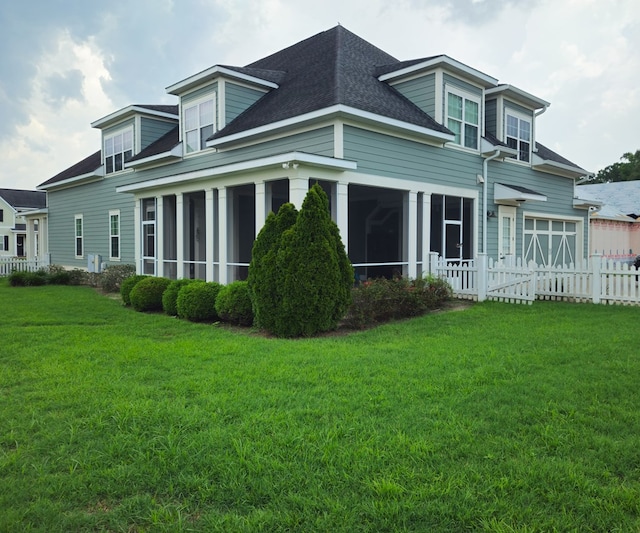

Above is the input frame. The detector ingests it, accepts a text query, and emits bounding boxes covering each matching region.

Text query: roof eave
[126,142,183,169]
[91,105,178,129]
[207,105,455,149]
[166,65,279,96]
[38,167,105,191]
[379,55,498,88]
[485,84,550,110]
[531,155,588,179]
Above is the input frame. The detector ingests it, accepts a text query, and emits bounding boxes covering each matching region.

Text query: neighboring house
[38,26,590,281]
[0,189,47,259]
[576,181,640,262]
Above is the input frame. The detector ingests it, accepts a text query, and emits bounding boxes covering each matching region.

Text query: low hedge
[215,281,254,326]
[129,276,172,312]
[176,281,222,322]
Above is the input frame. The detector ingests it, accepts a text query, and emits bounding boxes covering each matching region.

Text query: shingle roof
[38,151,102,188]
[0,188,46,209]
[135,104,178,115]
[576,181,640,218]
[210,26,452,140]
[535,142,585,171]
[128,126,179,163]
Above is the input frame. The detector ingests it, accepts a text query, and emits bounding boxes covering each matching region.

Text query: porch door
[16,235,25,257]
[498,206,516,259]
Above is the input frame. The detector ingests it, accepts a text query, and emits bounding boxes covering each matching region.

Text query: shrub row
[6,263,136,292]
[121,275,254,326]
[342,275,453,329]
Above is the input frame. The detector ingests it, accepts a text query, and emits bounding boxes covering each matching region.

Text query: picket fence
[429,253,640,306]
[0,256,51,276]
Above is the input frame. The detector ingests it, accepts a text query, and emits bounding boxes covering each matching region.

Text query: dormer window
[446,88,479,150]
[184,96,215,154]
[104,128,133,174]
[505,112,531,162]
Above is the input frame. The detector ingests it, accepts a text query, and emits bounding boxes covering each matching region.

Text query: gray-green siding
[225,83,266,125]
[140,118,176,151]
[393,74,436,117]
[485,99,497,137]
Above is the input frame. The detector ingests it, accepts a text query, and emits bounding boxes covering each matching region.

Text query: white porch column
[336,182,348,254]
[407,190,418,279]
[205,188,215,282]
[255,180,266,235]
[134,198,141,274]
[156,196,164,278]
[218,187,228,285]
[176,193,184,279]
[289,174,309,209]
[422,193,431,277]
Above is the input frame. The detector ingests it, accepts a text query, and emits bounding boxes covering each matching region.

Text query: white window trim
[109,209,121,261]
[445,85,481,152]
[504,109,532,164]
[74,214,84,259]
[182,92,217,155]
[104,126,134,174]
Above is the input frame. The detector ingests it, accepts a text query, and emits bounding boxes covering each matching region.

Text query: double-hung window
[446,89,480,150]
[104,128,133,173]
[505,112,531,162]
[184,96,215,154]
[109,210,120,260]
[74,215,83,258]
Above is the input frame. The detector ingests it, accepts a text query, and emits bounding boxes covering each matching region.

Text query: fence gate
[486,257,535,304]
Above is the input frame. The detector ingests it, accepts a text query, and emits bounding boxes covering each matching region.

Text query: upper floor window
[505,113,531,162]
[0,209,3,222]
[184,97,215,154]
[104,128,133,173]
[446,89,479,150]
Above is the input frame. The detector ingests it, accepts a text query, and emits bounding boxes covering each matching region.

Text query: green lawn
[1,281,639,532]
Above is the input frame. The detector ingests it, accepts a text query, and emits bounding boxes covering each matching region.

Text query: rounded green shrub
[163,278,197,316]
[176,281,222,322]
[120,275,150,306]
[129,276,172,312]
[215,281,254,326]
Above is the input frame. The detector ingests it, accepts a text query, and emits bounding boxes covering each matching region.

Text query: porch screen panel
[141,198,156,275]
[183,191,206,280]
[163,195,177,279]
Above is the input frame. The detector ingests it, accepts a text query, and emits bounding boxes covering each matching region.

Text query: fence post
[477,253,488,302]
[591,253,601,304]
[428,251,439,276]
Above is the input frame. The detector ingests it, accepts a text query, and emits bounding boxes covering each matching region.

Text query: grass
[1,280,639,532]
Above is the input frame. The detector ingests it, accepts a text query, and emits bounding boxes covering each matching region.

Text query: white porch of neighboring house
[22,208,49,262]
[117,152,480,284]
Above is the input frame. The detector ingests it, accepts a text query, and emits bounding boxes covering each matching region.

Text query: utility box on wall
[87,254,102,273]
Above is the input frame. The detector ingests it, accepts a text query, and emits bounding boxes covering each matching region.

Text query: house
[0,189,47,260]
[38,26,590,281]
[576,180,640,262]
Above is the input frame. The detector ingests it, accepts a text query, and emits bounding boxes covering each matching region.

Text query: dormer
[378,56,497,152]
[484,85,550,164]
[91,105,178,174]
[165,66,282,155]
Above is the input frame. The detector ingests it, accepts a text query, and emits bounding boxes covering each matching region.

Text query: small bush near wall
[129,277,172,312]
[163,278,197,316]
[176,281,222,322]
[99,264,136,293]
[8,270,48,287]
[120,275,150,306]
[215,281,254,326]
[343,275,453,329]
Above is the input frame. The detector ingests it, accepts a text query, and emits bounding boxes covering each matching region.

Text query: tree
[247,202,298,330]
[590,150,640,183]
[272,184,353,337]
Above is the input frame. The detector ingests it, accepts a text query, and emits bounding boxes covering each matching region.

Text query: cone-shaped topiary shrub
[272,183,353,337]
[176,281,221,322]
[120,275,150,306]
[129,276,172,312]
[247,202,298,331]
[215,281,254,326]
[162,278,197,316]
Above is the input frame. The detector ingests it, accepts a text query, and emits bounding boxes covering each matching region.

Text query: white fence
[430,253,640,306]
[0,256,51,276]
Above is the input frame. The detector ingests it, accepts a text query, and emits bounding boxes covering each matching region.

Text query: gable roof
[38,151,102,189]
[576,180,640,219]
[0,188,46,209]
[209,26,453,143]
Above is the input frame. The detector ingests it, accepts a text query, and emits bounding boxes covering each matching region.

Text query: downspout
[532,105,548,154]
[482,150,501,255]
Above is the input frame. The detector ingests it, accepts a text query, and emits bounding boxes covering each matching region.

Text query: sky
[0,0,638,190]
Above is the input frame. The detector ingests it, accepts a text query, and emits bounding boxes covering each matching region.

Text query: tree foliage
[590,150,640,183]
